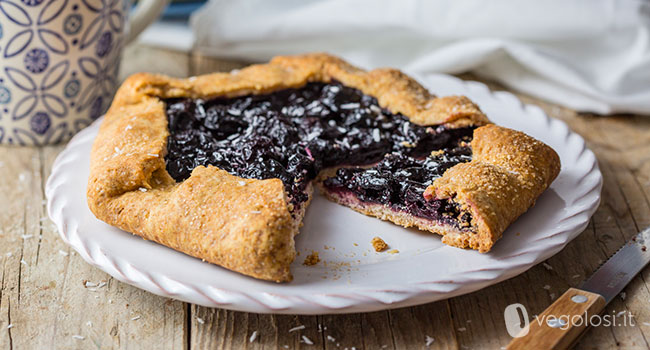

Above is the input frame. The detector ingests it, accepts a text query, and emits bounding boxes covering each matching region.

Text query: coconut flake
[542,262,553,270]
[402,122,410,135]
[72,335,85,340]
[372,129,380,142]
[196,317,205,324]
[131,316,141,321]
[59,250,69,257]
[301,335,313,345]
[84,280,107,291]
[289,325,305,332]
[425,335,435,346]
[7,324,13,329]
[340,102,360,110]
[306,131,321,141]
[249,330,258,343]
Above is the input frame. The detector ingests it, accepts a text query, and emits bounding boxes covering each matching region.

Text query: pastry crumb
[387,249,399,254]
[303,251,320,266]
[371,237,389,252]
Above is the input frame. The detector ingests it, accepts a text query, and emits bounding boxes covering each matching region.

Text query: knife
[507,226,650,350]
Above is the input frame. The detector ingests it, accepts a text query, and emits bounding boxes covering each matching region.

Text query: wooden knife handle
[507,288,606,350]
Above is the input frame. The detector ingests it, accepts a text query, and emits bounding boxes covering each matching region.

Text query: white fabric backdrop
[190,0,650,115]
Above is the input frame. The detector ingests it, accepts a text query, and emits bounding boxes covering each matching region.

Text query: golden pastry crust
[112,53,489,127]
[87,53,556,282]
[424,125,561,252]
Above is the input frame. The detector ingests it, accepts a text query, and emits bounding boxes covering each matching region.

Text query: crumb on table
[303,250,320,266]
[371,237,389,252]
[387,249,399,254]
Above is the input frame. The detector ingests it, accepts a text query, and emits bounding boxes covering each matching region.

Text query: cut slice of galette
[87,53,560,282]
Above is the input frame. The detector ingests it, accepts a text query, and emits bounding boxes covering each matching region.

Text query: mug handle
[125,0,172,44]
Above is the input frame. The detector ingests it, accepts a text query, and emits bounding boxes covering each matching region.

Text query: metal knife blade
[580,226,650,303]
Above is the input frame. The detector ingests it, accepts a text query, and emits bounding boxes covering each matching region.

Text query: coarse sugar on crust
[87,53,558,282]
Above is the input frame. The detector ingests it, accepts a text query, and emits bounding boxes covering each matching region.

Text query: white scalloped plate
[46,74,601,314]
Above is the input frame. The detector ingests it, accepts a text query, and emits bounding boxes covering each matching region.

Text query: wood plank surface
[1,44,649,350]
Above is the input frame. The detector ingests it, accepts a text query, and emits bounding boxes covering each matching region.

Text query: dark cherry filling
[323,149,473,229]
[164,81,474,226]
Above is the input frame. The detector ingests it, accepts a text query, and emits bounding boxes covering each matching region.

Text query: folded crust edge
[424,124,561,252]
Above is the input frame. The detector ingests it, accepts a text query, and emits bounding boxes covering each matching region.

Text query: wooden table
[1,44,649,350]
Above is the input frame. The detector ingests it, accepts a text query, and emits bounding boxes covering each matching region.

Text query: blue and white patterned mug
[0,0,169,145]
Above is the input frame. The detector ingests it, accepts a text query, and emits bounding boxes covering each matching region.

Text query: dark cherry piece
[164,81,474,226]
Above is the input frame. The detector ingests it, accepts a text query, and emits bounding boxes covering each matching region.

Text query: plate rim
[46,73,602,314]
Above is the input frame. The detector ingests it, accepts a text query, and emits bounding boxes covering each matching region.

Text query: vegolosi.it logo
[504,303,635,338]
[504,303,531,338]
